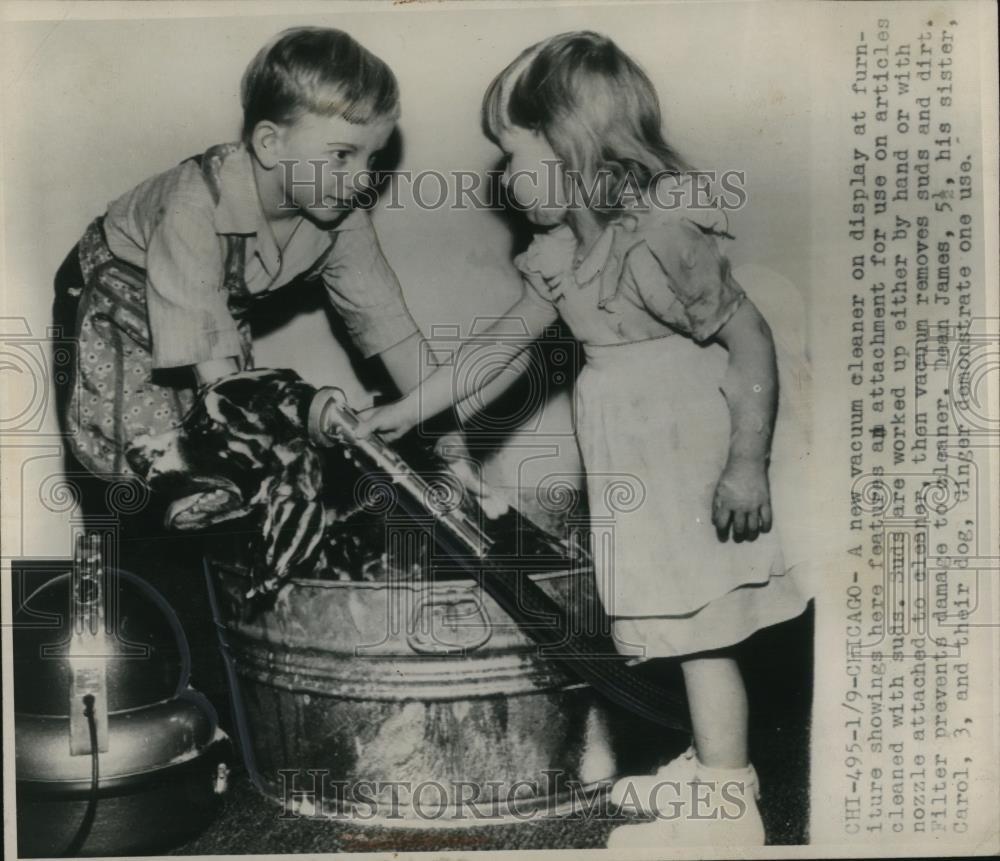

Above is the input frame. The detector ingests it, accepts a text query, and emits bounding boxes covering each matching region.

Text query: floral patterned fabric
[61,148,276,477]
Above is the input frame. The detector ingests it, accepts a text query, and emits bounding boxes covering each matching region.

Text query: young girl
[358,31,810,846]
[55,27,422,482]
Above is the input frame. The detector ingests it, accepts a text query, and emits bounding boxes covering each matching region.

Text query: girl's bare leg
[680,653,749,768]
[607,652,767,847]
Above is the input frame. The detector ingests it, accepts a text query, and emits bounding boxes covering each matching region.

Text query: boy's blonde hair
[482,31,687,215]
[241,27,399,144]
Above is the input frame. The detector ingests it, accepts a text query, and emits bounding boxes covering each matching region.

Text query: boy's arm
[712,298,778,539]
[146,190,245,373]
[321,212,423,394]
[193,357,241,386]
[375,331,423,394]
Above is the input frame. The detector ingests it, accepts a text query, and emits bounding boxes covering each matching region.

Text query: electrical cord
[62,694,99,857]
[203,559,268,798]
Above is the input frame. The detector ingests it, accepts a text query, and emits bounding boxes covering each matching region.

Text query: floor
[12,536,812,855]
[167,605,813,853]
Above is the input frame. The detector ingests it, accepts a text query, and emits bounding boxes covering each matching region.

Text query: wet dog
[126,369,576,595]
[126,370,326,593]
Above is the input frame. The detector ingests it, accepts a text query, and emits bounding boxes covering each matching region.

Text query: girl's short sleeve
[512,227,576,313]
[624,182,745,342]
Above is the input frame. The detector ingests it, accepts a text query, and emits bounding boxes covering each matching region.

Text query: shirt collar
[572,224,616,286]
[212,145,262,235]
[211,143,364,278]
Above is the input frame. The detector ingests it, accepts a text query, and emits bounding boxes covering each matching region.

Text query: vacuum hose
[306,388,691,733]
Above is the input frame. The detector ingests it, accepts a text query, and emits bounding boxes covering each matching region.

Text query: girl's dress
[513,177,811,658]
[54,143,418,478]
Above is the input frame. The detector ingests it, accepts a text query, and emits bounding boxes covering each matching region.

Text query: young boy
[55,26,422,479]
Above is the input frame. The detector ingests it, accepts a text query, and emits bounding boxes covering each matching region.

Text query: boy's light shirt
[102,143,418,368]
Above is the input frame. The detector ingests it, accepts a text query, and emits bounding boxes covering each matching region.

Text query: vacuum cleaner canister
[13,561,231,857]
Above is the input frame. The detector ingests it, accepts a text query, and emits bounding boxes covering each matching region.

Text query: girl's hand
[434,432,510,520]
[712,458,772,541]
[356,396,420,442]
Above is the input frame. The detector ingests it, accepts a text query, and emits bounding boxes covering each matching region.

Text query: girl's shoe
[608,745,698,814]
[607,759,765,848]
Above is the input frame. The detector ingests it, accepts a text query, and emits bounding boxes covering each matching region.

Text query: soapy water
[203,437,586,585]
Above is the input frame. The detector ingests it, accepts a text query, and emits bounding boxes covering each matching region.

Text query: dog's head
[126,369,325,592]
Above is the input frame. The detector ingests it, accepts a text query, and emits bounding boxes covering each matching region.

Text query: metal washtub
[207,559,624,824]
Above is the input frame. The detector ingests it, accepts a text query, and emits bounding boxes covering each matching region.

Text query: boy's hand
[356,396,420,442]
[712,458,772,541]
[193,357,241,388]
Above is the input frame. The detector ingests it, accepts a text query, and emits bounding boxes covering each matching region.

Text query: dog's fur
[126,369,576,595]
[126,370,326,592]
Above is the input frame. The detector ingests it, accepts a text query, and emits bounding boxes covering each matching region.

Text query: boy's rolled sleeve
[321,211,420,358]
[146,199,243,368]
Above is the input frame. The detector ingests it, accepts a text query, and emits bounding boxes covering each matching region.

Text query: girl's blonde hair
[241,27,399,144]
[482,31,687,215]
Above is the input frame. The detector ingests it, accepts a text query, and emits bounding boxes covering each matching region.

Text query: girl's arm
[624,178,777,542]
[357,292,555,441]
[711,298,778,541]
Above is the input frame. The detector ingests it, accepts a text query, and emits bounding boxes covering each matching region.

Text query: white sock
[692,756,761,801]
